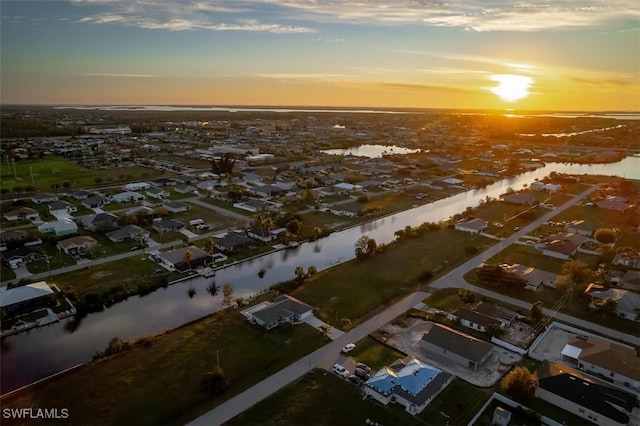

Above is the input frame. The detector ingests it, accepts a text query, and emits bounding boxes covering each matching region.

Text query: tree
[211,153,236,176]
[222,283,234,308]
[319,324,331,339]
[200,366,229,396]
[458,289,476,304]
[501,367,538,401]
[285,219,303,236]
[203,238,216,254]
[530,301,544,324]
[355,235,378,259]
[307,265,317,277]
[294,266,305,283]
[312,226,323,241]
[556,260,593,301]
[594,228,616,244]
[594,297,618,316]
[183,250,193,270]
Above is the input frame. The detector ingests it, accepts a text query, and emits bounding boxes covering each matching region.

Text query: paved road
[187,291,429,426]
[189,183,640,425]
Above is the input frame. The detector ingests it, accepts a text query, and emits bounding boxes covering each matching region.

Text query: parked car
[354,368,370,381]
[355,362,372,373]
[342,343,356,354]
[332,364,349,378]
[348,375,364,386]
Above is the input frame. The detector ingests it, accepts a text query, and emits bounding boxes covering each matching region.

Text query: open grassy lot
[174,202,242,231]
[292,229,495,329]
[51,256,160,295]
[418,379,491,425]
[1,310,326,426]
[551,204,627,228]
[349,336,407,370]
[299,211,360,234]
[27,241,76,274]
[226,369,423,426]
[477,244,567,274]
[1,158,161,192]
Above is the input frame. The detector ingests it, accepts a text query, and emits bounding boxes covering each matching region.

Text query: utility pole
[30,166,35,186]
[216,350,220,370]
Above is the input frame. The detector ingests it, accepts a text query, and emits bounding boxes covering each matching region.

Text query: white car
[342,343,356,354]
[332,364,349,378]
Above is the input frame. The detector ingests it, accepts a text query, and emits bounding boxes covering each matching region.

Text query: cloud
[81,72,158,78]
[67,1,639,33]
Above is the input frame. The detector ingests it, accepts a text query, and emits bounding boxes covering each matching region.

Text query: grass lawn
[199,197,253,217]
[423,288,463,312]
[320,194,352,203]
[51,256,160,295]
[226,369,423,426]
[292,229,495,329]
[1,262,16,281]
[1,311,327,426]
[418,379,491,425]
[551,204,625,228]
[27,242,76,274]
[299,211,360,234]
[175,202,242,230]
[349,336,406,370]
[1,158,161,191]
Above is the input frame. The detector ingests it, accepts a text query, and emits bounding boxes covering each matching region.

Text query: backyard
[1,308,326,426]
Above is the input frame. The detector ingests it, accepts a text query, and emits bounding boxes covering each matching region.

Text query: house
[151,218,184,232]
[65,190,95,200]
[161,200,190,213]
[247,227,275,243]
[420,324,492,371]
[441,177,464,186]
[4,207,40,222]
[173,184,195,194]
[364,356,453,415]
[492,407,512,426]
[146,188,170,200]
[0,230,28,251]
[109,191,145,203]
[124,182,151,191]
[215,232,254,252]
[502,263,558,290]
[106,225,149,243]
[531,181,562,192]
[542,239,579,260]
[501,192,536,205]
[565,220,598,237]
[172,175,197,185]
[620,270,640,291]
[451,301,517,332]
[233,198,281,213]
[0,281,56,317]
[2,246,43,269]
[329,202,365,217]
[587,288,640,321]
[37,219,78,236]
[333,182,362,193]
[561,335,640,391]
[31,194,59,204]
[536,361,637,426]
[48,200,78,217]
[81,213,119,232]
[81,195,109,209]
[252,184,286,198]
[151,178,177,187]
[151,246,213,272]
[248,295,314,329]
[242,173,263,185]
[57,235,99,255]
[454,218,487,234]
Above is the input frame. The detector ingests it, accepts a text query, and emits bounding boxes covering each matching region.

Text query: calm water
[321,144,422,158]
[2,156,639,393]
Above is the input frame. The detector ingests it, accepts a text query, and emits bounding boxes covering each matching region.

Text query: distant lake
[322,144,422,158]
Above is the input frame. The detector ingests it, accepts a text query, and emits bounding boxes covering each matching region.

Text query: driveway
[302,315,345,340]
[13,264,32,279]
[179,229,198,239]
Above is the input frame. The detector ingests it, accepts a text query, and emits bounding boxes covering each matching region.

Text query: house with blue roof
[364,356,453,414]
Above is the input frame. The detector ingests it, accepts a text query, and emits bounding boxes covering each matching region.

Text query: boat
[200,267,216,278]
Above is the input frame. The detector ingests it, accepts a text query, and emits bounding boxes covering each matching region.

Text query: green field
[349,336,407,370]
[227,369,423,426]
[0,158,161,192]
[1,308,326,426]
[292,229,495,329]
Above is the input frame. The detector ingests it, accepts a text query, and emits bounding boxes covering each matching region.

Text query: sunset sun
[490,74,533,102]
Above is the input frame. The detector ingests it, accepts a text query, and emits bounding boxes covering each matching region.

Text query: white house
[4,207,40,222]
[124,182,151,191]
[48,200,78,216]
[31,194,59,204]
[146,188,169,200]
[37,219,78,236]
[162,201,190,213]
[247,295,314,329]
[454,218,487,234]
[110,191,145,203]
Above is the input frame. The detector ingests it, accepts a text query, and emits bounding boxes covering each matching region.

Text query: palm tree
[183,250,194,271]
[203,238,216,254]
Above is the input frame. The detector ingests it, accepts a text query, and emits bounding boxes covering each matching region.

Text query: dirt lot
[377,317,521,388]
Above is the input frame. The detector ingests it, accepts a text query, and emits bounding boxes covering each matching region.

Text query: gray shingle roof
[421,324,492,363]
